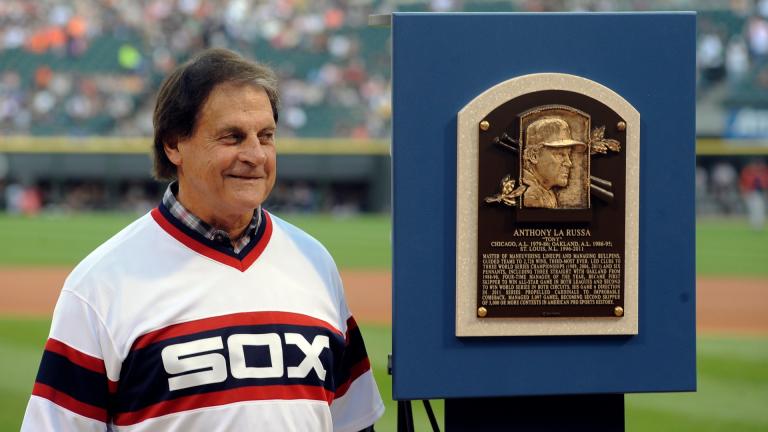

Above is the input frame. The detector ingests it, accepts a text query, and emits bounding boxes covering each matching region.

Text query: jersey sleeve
[21,290,118,431]
[330,302,385,432]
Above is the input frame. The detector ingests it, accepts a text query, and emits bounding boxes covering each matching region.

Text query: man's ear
[164,139,182,167]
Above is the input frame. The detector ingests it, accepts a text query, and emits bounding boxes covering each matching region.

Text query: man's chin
[223,180,273,209]
[224,190,269,211]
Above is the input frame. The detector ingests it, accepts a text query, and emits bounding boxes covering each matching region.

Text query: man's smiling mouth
[228,174,262,180]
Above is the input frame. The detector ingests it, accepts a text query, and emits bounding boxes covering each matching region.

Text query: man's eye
[220,134,241,143]
[259,132,275,142]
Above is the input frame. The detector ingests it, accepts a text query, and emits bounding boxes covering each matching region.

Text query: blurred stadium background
[1,0,767,431]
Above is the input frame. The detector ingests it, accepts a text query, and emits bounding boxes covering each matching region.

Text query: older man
[22,49,384,431]
[522,117,587,208]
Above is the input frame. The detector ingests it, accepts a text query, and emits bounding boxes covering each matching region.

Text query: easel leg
[398,400,415,432]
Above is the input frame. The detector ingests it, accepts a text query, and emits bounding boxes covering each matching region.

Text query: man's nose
[239,136,267,165]
[563,154,572,167]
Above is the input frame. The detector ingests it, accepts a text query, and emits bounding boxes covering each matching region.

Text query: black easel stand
[444,394,624,432]
[396,394,622,432]
[397,400,441,432]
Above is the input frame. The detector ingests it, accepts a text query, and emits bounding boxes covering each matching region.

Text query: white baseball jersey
[21,206,384,431]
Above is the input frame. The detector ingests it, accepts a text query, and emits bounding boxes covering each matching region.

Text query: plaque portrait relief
[521,117,585,209]
[519,107,593,209]
[456,73,639,337]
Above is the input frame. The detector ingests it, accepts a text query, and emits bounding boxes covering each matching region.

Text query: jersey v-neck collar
[150,204,273,272]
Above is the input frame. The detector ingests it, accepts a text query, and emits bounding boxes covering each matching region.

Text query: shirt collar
[161,182,262,254]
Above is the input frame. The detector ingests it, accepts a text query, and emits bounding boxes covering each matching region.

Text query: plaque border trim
[456,73,640,337]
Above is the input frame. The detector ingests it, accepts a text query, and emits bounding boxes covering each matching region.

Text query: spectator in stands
[698,31,726,87]
[725,36,750,84]
[747,14,768,62]
[712,161,740,214]
[740,158,768,229]
[3,181,22,213]
[19,184,42,215]
[2,180,40,214]
[0,0,393,139]
[4,0,768,142]
[696,165,709,205]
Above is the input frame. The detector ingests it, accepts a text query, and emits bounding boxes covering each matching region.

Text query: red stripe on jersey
[240,211,273,270]
[44,338,106,375]
[150,208,273,272]
[32,382,108,423]
[346,316,360,336]
[112,384,334,426]
[132,311,343,350]
[334,357,372,399]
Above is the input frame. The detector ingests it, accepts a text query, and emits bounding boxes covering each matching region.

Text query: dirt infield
[0,267,394,324]
[0,268,765,333]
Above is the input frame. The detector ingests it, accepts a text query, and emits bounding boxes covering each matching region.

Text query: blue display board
[391,13,696,400]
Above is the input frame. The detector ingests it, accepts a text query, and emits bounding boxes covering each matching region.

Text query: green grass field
[696,218,768,276]
[1,212,766,430]
[0,212,392,269]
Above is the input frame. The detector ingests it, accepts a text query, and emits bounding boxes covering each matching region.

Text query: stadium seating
[1,1,767,138]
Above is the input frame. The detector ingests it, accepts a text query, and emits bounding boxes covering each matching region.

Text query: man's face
[165,82,277,222]
[535,146,573,189]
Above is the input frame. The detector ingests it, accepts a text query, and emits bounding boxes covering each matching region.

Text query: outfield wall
[0,137,392,212]
[0,136,764,213]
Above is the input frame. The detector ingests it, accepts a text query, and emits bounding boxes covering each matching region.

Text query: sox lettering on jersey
[108,316,349,421]
[161,333,330,391]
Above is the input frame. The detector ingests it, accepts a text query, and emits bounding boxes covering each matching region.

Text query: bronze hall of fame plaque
[456,73,639,337]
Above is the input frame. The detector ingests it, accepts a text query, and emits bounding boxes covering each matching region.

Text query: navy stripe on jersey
[32,339,111,422]
[157,203,267,260]
[333,317,372,399]
[112,312,367,425]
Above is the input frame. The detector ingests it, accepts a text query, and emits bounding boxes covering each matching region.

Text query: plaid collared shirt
[162,182,262,254]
